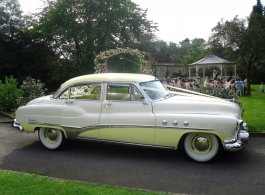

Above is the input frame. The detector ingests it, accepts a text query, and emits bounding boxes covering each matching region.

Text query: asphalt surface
[1,115,265,195]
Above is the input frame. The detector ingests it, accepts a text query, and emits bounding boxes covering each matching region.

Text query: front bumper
[224,120,249,151]
[12,119,24,132]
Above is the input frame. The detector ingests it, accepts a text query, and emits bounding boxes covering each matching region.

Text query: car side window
[131,85,143,101]
[59,84,101,100]
[106,84,143,101]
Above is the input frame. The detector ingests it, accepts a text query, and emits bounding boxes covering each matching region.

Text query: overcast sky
[18,0,265,43]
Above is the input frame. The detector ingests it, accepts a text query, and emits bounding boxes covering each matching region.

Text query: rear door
[60,83,102,138]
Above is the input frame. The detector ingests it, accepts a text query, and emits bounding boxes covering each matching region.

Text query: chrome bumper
[224,126,249,152]
[12,119,24,132]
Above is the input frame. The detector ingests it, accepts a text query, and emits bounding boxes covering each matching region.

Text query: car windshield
[139,80,174,100]
[52,86,63,98]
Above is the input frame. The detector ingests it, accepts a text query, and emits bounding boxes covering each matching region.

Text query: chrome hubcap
[191,135,212,155]
[44,128,59,144]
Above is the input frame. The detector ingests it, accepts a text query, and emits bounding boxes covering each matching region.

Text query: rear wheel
[38,128,66,150]
[184,133,219,162]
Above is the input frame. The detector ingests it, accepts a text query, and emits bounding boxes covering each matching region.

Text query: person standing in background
[261,82,264,93]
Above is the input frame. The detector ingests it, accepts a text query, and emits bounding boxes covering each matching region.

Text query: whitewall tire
[38,128,66,150]
[184,133,219,162]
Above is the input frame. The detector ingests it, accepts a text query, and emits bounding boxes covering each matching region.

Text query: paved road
[1,122,265,195]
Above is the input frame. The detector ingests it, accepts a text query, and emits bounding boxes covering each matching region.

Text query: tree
[35,0,158,79]
[171,38,209,76]
[209,0,265,95]
[252,0,264,15]
[0,0,25,80]
[0,0,58,88]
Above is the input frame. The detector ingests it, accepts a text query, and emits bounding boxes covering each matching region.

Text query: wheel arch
[34,126,68,139]
[177,131,222,148]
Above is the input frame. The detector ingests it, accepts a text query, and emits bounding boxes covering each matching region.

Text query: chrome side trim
[155,125,213,131]
[28,121,61,126]
[98,124,154,128]
[76,137,175,150]
[64,125,98,139]
[99,124,213,131]
[21,121,214,132]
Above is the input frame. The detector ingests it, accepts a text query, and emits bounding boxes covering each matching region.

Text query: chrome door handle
[103,100,111,108]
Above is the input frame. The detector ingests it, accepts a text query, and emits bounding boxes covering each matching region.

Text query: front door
[99,83,155,144]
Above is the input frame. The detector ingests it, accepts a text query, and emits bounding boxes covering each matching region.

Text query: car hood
[152,94,241,119]
[26,95,51,105]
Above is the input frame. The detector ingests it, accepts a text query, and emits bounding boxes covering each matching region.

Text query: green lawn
[0,170,166,195]
[239,84,265,132]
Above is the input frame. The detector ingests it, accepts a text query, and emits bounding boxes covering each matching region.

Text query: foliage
[193,85,236,99]
[209,6,265,95]
[171,38,209,76]
[0,76,22,112]
[0,0,59,86]
[0,0,25,81]
[35,0,158,79]
[0,76,48,112]
[149,41,179,63]
[252,0,264,15]
[94,47,152,75]
[19,77,48,106]
[108,54,140,73]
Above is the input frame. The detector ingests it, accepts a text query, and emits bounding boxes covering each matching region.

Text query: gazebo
[188,54,236,82]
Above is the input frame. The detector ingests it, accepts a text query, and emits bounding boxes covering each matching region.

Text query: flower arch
[94,47,153,75]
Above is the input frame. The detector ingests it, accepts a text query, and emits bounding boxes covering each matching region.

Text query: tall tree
[209,13,265,95]
[252,0,264,15]
[0,0,24,79]
[36,0,158,79]
[0,0,58,87]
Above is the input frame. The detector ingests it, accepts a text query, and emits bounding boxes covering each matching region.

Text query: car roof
[61,73,157,88]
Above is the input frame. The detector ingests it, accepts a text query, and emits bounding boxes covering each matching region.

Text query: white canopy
[188,54,236,81]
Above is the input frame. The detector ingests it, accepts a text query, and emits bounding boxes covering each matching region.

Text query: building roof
[188,54,235,66]
[154,63,182,66]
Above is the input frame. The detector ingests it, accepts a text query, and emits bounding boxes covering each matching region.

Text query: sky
[18,0,265,43]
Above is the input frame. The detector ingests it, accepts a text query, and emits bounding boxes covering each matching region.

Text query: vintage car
[13,73,249,162]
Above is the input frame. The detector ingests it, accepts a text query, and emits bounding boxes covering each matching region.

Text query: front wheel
[38,128,66,150]
[184,133,219,162]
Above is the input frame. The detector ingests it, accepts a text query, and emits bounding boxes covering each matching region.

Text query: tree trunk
[246,64,251,95]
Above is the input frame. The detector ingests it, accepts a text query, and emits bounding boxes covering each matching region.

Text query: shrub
[0,76,23,112]
[193,85,236,99]
[19,77,48,105]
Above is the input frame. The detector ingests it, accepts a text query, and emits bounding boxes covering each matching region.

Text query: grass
[0,170,166,195]
[239,84,265,132]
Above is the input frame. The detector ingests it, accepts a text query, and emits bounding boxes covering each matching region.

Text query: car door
[60,83,102,139]
[99,83,155,144]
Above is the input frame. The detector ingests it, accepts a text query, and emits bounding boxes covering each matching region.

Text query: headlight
[237,119,247,130]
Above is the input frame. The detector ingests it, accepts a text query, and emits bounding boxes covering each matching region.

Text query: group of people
[159,70,264,95]
[159,77,200,90]
[204,70,248,95]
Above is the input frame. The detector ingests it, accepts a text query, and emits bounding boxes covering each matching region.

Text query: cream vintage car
[13,73,249,162]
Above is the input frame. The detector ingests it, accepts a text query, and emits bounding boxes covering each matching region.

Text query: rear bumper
[224,129,249,152]
[12,119,24,132]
